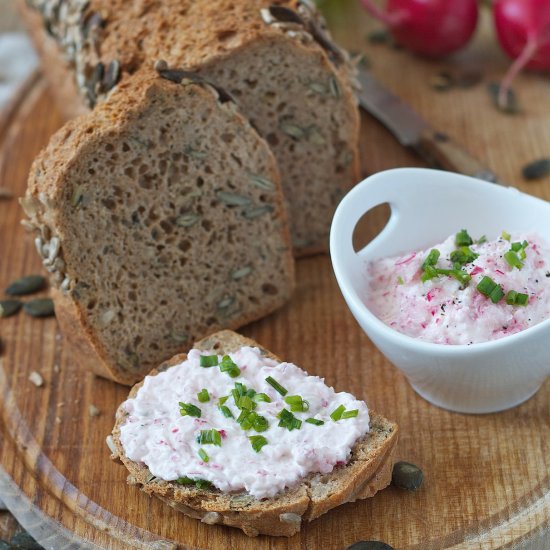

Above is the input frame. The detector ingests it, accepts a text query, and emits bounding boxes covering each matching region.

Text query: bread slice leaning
[109,330,398,537]
[21,71,294,386]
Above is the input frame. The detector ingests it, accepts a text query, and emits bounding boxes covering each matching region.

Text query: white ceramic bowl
[330,168,550,414]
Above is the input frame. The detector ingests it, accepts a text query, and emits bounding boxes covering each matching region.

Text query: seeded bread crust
[22,72,294,386]
[110,330,398,537]
[19,0,361,256]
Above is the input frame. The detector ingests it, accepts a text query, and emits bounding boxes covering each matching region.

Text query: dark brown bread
[19,0,361,255]
[109,330,399,537]
[21,72,294,385]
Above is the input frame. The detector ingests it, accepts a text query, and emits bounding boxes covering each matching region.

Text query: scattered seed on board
[392,461,424,491]
[430,72,453,92]
[28,371,44,387]
[0,299,22,318]
[522,158,550,181]
[487,82,519,114]
[89,404,101,417]
[5,275,46,296]
[24,298,55,318]
[346,542,394,550]
[216,192,251,206]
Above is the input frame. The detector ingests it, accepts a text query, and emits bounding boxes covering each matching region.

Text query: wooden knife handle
[415,128,501,184]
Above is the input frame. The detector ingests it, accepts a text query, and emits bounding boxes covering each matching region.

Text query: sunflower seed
[217,296,235,309]
[35,236,44,258]
[201,512,221,525]
[20,220,36,232]
[24,298,55,318]
[6,275,46,296]
[176,213,200,227]
[45,236,60,265]
[0,188,13,200]
[82,11,105,39]
[0,300,22,318]
[329,76,340,98]
[60,276,71,292]
[170,332,189,344]
[488,82,519,114]
[217,192,251,206]
[307,126,326,145]
[105,435,117,454]
[100,309,116,326]
[279,513,301,525]
[267,5,305,25]
[183,145,208,160]
[522,158,550,180]
[89,404,100,417]
[102,59,120,92]
[242,205,273,219]
[280,120,305,139]
[154,59,168,72]
[28,371,44,387]
[392,461,423,491]
[346,542,394,550]
[88,61,104,94]
[230,494,253,508]
[308,81,327,95]
[230,266,252,280]
[249,173,275,191]
[71,185,84,207]
[19,195,39,217]
[431,72,453,91]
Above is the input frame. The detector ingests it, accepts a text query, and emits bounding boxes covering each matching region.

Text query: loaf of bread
[19,0,361,255]
[109,330,398,537]
[21,70,294,385]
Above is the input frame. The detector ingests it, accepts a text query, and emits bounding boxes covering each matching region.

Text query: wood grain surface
[1,3,550,549]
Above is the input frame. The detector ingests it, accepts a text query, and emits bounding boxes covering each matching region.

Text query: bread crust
[110,330,398,537]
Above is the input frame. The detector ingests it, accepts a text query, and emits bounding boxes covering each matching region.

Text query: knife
[356,68,502,184]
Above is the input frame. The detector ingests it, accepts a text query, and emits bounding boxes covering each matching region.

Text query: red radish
[360,0,479,58]
[493,0,550,107]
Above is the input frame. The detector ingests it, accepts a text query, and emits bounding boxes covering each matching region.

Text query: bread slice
[19,0,361,256]
[109,330,398,537]
[21,71,294,386]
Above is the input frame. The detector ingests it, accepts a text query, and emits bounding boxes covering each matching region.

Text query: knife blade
[356,68,502,185]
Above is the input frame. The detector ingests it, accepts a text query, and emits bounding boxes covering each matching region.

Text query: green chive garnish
[476,276,504,303]
[200,355,218,367]
[237,395,256,411]
[330,405,346,421]
[421,265,438,282]
[176,477,211,489]
[218,395,229,405]
[253,392,272,403]
[179,402,201,417]
[501,230,511,241]
[277,408,302,430]
[196,429,222,446]
[504,250,523,270]
[220,355,240,377]
[341,409,359,419]
[195,479,212,489]
[284,395,309,412]
[198,448,209,462]
[266,376,288,396]
[506,290,529,306]
[197,389,210,403]
[450,247,479,267]
[305,418,324,426]
[455,229,473,247]
[253,414,269,432]
[421,249,440,270]
[249,435,268,453]
[175,476,194,485]
[476,235,487,244]
[397,276,404,285]
[218,405,234,418]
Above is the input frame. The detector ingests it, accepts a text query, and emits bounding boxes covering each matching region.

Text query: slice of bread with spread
[109,330,398,537]
[19,0,361,255]
[21,70,294,386]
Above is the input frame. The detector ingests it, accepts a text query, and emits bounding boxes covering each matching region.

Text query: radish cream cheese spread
[119,347,370,498]
[367,230,550,344]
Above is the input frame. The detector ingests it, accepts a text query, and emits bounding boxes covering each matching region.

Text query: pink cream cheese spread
[119,346,370,498]
[367,231,550,344]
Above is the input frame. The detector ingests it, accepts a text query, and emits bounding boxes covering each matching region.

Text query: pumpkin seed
[176,213,200,227]
[0,187,13,200]
[230,266,252,280]
[6,275,46,296]
[280,120,306,139]
[522,158,550,180]
[268,5,305,25]
[329,76,340,98]
[24,298,55,318]
[217,192,251,206]
[89,404,100,417]
[242,205,273,219]
[0,300,22,318]
[488,82,519,114]
[392,461,423,491]
[346,542,394,550]
[249,173,275,191]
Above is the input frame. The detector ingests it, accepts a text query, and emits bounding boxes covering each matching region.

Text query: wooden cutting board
[1,4,549,549]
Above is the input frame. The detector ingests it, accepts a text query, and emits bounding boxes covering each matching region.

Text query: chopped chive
[476,276,504,303]
[253,392,271,403]
[176,476,211,489]
[220,355,240,377]
[195,479,212,489]
[196,429,222,446]
[284,395,302,405]
[421,265,438,282]
[218,395,229,405]
[175,476,194,485]
[237,395,256,411]
[476,235,487,244]
[277,408,302,430]
[421,249,440,270]
[501,230,511,241]
[515,292,529,305]
[341,409,359,419]
[198,448,209,462]
[200,355,218,367]
[330,404,346,421]
[249,435,268,453]
[266,376,288,396]
[397,276,404,285]
[450,247,479,267]
[197,389,210,403]
[218,405,234,418]
[179,402,201,418]
[506,290,517,305]
[510,242,523,252]
[504,250,523,270]
[234,382,246,396]
[246,388,257,398]
[237,409,252,429]
[305,418,324,426]
[252,414,269,432]
[455,229,473,247]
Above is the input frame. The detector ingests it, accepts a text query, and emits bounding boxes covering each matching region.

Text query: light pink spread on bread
[119,347,369,498]
[367,232,550,344]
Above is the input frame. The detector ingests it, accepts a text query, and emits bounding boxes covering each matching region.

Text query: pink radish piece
[360,0,479,57]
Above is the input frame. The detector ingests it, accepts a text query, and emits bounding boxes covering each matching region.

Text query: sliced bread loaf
[21,70,294,385]
[109,330,398,537]
[20,0,361,255]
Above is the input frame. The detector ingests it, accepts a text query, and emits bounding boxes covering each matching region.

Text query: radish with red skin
[360,0,479,58]
[494,0,550,108]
